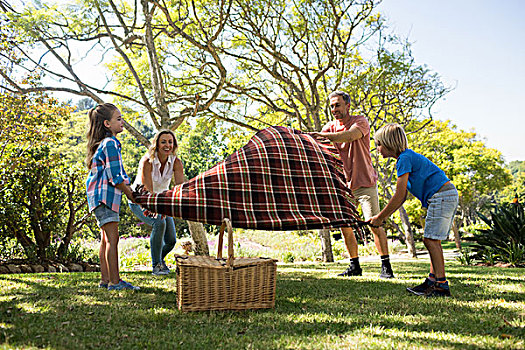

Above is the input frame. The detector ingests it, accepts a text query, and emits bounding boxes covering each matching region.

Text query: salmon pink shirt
[322,115,378,190]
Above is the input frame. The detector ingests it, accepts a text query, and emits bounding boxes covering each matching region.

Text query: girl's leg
[161,217,176,261]
[424,238,445,279]
[99,229,109,284]
[101,222,120,285]
[150,217,166,266]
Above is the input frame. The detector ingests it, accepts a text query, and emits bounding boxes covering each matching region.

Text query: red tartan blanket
[133,126,365,232]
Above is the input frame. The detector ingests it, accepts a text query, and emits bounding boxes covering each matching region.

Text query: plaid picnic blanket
[133,126,365,232]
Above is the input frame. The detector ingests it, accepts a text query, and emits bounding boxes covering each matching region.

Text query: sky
[376,0,525,162]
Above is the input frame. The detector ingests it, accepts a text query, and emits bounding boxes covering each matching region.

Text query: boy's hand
[368,215,384,228]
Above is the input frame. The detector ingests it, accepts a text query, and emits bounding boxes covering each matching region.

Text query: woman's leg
[161,216,177,261]
[150,217,166,266]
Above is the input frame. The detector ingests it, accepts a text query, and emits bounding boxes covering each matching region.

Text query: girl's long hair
[146,129,178,163]
[85,103,119,169]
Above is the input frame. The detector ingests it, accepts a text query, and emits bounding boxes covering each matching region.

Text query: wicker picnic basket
[175,218,278,311]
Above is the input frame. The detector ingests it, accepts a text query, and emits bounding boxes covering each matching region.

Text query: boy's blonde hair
[374,123,408,155]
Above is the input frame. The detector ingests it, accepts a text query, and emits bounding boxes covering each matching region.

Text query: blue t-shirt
[396,149,449,208]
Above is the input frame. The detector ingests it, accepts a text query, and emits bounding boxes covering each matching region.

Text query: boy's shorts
[93,204,119,228]
[350,185,381,220]
[424,188,459,240]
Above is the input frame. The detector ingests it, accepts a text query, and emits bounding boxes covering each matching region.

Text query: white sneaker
[152,263,169,276]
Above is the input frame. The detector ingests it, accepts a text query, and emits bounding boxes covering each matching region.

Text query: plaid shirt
[135,126,364,233]
[86,136,130,213]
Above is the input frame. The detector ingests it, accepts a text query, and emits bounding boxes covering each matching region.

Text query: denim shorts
[93,204,119,228]
[424,188,459,240]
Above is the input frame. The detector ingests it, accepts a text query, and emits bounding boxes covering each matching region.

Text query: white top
[133,154,177,193]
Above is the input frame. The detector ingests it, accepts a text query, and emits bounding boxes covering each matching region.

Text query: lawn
[0,260,523,349]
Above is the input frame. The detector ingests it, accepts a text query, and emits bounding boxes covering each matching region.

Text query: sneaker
[379,265,394,279]
[160,261,170,274]
[424,284,451,298]
[98,281,109,289]
[337,265,362,277]
[406,278,434,296]
[108,279,140,291]
[152,263,169,276]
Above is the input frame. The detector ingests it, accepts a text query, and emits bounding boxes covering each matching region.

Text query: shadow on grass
[0,262,523,349]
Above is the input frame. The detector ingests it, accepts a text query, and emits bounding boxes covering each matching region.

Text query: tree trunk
[319,228,334,262]
[398,205,417,258]
[187,221,210,256]
[452,220,461,251]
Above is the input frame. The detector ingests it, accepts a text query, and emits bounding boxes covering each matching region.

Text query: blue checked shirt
[86,136,130,213]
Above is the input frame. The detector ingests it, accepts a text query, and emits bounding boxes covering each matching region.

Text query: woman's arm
[172,157,185,185]
[369,173,409,226]
[140,156,154,193]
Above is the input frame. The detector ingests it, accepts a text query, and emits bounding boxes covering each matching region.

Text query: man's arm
[310,124,363,143]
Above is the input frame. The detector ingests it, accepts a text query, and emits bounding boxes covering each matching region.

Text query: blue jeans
[129,202,176,266]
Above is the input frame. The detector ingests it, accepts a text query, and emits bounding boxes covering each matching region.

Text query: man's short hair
[329,91,351,104]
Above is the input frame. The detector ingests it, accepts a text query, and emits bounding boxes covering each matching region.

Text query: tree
[1,1,453,258]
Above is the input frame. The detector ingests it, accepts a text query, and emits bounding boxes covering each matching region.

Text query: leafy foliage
[469,201,525,266]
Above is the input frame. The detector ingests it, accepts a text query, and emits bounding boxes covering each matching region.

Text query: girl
[369,123,458,297]
[129,130,185,275]
[86,103,140,291]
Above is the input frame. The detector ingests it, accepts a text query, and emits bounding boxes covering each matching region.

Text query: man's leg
[338,227,362,276]
[356,185,394,278]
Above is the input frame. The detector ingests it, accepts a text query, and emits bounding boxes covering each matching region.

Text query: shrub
[469,201,525,267]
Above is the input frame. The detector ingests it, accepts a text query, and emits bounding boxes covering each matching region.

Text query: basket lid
[176,255,277,269]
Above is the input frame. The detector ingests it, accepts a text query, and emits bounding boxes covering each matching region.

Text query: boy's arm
[370,173,409,226]
[310,125,363,143]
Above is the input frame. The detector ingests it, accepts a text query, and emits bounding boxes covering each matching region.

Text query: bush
[468,201,525,267]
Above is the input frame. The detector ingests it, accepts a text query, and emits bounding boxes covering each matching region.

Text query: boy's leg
[423,238,445,279]
[102,222,120,285]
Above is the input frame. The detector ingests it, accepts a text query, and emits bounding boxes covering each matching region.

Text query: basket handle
[217,218,234,267]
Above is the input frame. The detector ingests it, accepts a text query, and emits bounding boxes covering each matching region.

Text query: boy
[369,123,458,297]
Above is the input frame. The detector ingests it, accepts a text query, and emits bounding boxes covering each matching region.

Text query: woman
[129,130,185,275]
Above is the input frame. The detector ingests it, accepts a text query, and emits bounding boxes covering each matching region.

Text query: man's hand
[308,132,327,140]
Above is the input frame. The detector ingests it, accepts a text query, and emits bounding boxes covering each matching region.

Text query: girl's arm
[116,182,135,203]
[172,157,185,185]
[369,173,409,227]
[140,156,154,193]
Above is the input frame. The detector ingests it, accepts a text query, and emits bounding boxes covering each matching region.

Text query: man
[310,91,394,278]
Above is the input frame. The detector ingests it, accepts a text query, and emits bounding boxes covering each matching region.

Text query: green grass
[0,261,523,349]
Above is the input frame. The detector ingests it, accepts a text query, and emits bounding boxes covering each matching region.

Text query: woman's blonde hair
[374,123,408,156]
[147,129,178,162]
